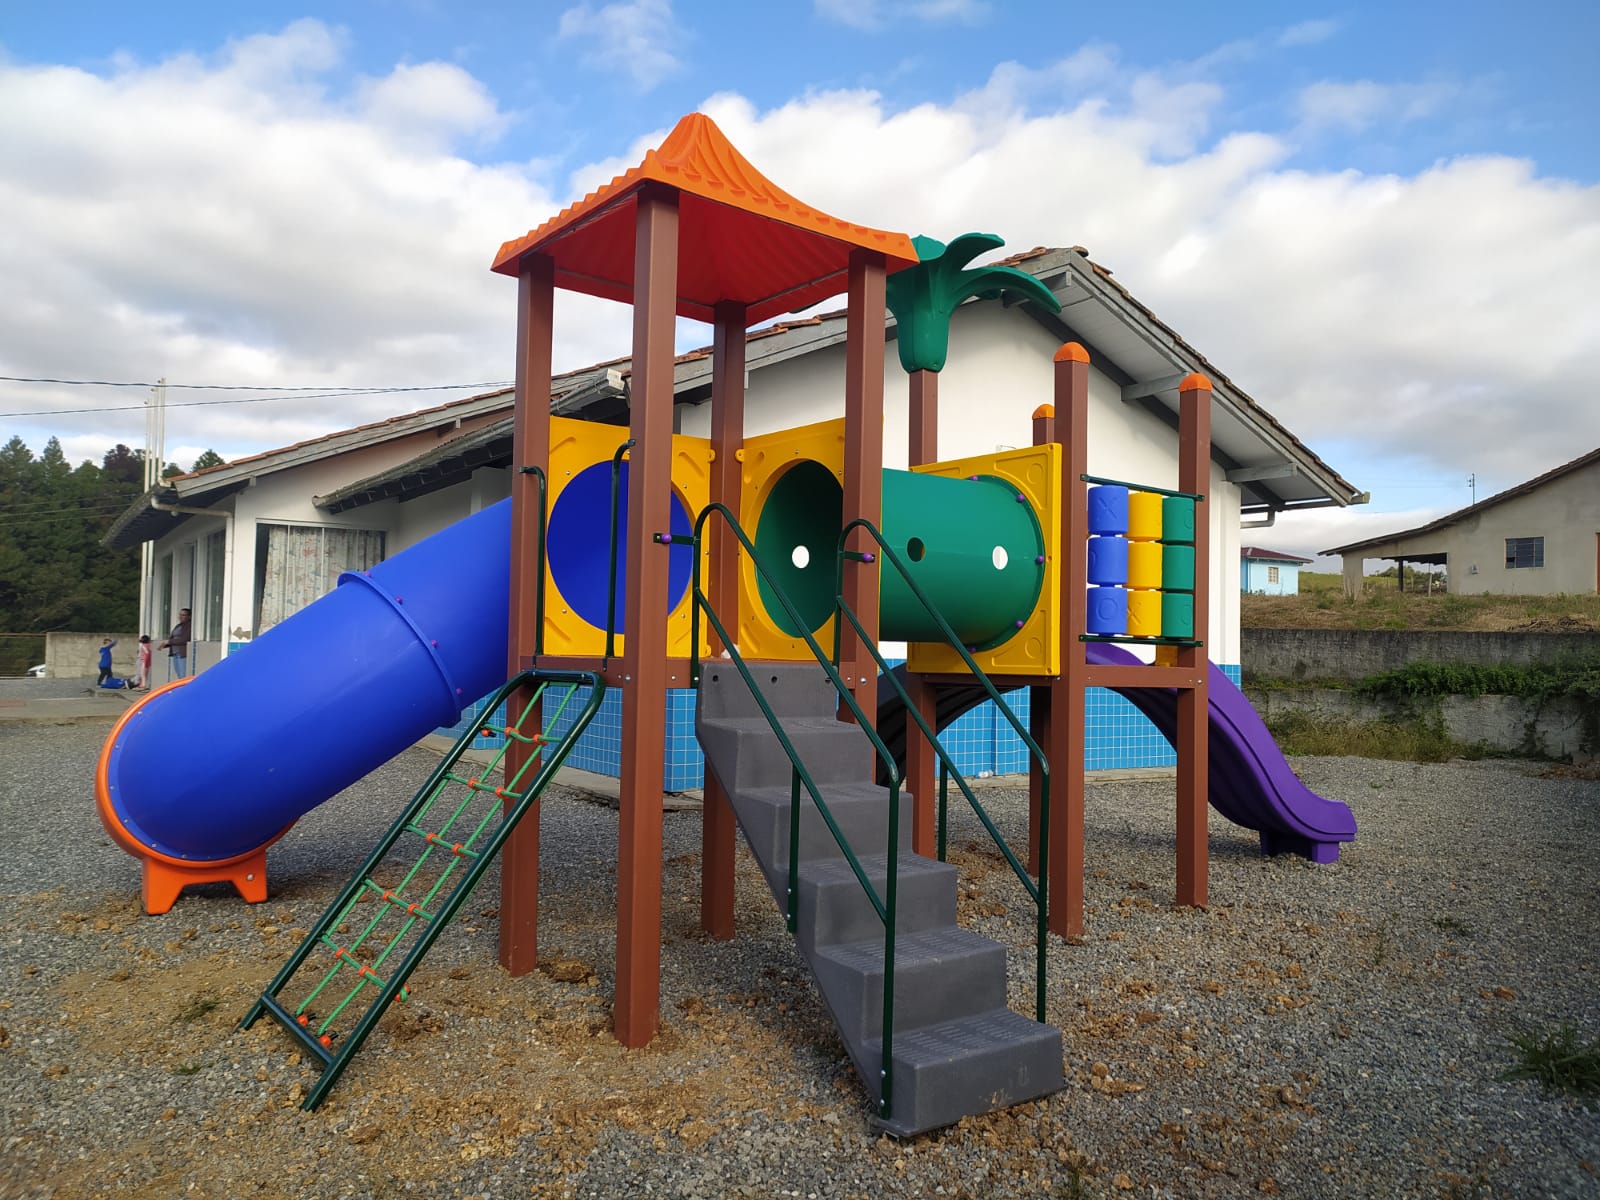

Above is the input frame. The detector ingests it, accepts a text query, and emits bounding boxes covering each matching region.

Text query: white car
[25,664,47,678]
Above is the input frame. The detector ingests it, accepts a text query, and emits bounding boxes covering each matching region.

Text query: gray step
[794,853,957,957]
[726,781,910,903]
[698,661,844,722]
[696,715,871,792]
[868,1008,1065,1137]
[812,927,1007,1044]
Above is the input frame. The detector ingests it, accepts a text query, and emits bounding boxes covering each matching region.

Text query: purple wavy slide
[1086,642,1356,862]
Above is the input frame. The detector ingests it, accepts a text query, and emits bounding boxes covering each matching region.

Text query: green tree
[191,449,225,472]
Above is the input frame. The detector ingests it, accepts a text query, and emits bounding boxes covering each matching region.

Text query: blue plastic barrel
[1087,485,1129,535]
[99,500,513,864]
[1086,535,1129,585]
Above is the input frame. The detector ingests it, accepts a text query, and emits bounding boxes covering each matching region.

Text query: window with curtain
[255,524,386,633]
[204,529,226,641]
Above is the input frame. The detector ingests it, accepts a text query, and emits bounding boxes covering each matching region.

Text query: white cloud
[0,24,630,462]
[1278,19,1339,48]
[1297,78,1459,134]
[697,71,1598,494]
[814,0,989,32]
[557,0,683,92]
[2,26,1594,525]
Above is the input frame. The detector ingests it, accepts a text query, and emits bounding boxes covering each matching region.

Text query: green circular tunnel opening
[753,460,843,637]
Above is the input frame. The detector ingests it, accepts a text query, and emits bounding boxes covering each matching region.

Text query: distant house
[1240,547,1314,595]
[1322,447,1600,597]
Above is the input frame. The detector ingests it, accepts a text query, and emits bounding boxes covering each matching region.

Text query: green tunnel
[753,461,1046,651]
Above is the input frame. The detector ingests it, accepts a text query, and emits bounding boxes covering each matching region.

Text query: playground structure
[96,113,1356,1133]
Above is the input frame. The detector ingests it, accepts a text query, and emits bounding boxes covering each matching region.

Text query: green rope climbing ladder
[240,668,606,1110]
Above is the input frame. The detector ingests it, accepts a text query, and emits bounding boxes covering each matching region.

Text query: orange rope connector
[296,1014,310,1026]
[424,833,466,856]
[493,785,507,799]
[319,1034,333,1048]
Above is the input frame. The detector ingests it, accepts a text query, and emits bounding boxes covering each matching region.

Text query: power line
[0,374,512,392]
[0,380,513,419]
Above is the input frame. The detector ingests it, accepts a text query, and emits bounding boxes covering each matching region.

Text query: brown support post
[908,368,938,468]
[500,256,555,976]
[701,299,746,940]
[840,249,886,719]
[1175,373,1212,911]
[615,184,679,1047]
[904,367,939,848]
[1027,403,1057,876]
[1051,345,1091,938]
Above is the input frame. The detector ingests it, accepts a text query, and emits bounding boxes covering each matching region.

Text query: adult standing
[158,608,192,679]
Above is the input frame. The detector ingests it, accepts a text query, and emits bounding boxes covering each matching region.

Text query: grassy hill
[1242,572,1600,632]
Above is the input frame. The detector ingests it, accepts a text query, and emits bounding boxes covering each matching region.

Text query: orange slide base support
[140,850,269,916]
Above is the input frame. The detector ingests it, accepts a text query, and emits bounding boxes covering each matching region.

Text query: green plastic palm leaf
[885,233,1062,374]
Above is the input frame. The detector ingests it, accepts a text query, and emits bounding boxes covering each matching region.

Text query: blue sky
[2,0,1596,564]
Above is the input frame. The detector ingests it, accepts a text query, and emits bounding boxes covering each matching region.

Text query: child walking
[97,637,118,686]
[134,635,153,690]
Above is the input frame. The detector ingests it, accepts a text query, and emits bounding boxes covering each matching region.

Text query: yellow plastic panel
[906,443,1061,677]
[736,417,846,661]
[541,415,711,658]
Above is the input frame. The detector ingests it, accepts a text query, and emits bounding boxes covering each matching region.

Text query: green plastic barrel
[880,469,1046,648]
[1161,496,1195,543]
[1161,544,1195,591]
[1161,591,1194,638]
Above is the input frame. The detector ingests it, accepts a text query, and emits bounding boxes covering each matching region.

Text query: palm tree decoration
[886,233,1061,375]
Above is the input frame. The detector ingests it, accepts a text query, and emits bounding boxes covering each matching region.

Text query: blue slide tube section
[101,500,512,865]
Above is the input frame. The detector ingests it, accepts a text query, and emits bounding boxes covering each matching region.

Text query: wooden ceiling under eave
[490,113,919,326]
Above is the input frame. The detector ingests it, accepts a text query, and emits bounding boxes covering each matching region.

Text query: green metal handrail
[689,501,904,1119]
[604,439,636,661]
[833,517,1051,1023]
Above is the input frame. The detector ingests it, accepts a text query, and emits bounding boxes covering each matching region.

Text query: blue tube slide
[98,500,512,867]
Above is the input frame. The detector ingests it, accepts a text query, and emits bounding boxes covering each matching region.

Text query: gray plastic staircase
[696,661,1063,1135]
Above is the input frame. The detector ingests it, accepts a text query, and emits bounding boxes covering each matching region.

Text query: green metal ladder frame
[240,667,606,1110]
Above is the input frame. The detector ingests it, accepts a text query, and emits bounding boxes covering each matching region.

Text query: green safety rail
[685,503,906,1119]
[240,668,606,1110]
[833,520,1051,1025]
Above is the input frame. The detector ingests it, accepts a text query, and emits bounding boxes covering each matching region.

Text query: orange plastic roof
[491,113,919,325]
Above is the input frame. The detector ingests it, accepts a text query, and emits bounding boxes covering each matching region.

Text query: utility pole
[1468,472,1476,505]
[140,378,167,636]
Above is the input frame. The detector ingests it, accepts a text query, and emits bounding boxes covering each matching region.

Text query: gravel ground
[1,674,1597,1199]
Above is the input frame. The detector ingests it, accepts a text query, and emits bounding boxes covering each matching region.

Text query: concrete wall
[1244,686,1599,763]
[43,633,140,680]
[1243,628,1598,683]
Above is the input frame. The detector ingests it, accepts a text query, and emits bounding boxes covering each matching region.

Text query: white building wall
[148,423,515,667]
[679,302,1245,663]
